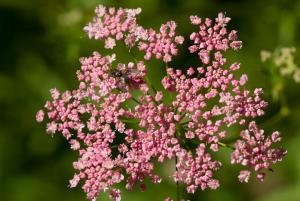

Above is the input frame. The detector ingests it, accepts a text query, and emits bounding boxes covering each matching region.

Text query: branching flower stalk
[36,5,287,201]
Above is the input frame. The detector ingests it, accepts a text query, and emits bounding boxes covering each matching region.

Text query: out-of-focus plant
[261,47,300,120]
[36,4,287,201]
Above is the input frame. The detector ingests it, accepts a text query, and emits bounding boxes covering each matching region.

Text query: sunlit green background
[1,0,300,201]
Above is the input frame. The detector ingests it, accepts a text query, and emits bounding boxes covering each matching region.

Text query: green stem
[179,121,189,126]
[120,118,139,124]
[174,130,181,201]
[110,144,119,149]
[218,142,235,150]
[175,155,179,201]
[131,97,141,104]
[145,75,157,94]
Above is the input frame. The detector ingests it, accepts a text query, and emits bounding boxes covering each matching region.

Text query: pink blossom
[84,5,141,47]
[46,122,57,134]
[187,67,195,76]
[190,15,201,25]
[231,122,287,182]
[36,109,44,122]
[138,21,184,63]
[155,91,163,102]
[50,88,60,100]
[70,139,80,150]
[37,7,286,201]
[84,5,184,63]
[174,144,221,192]
[189,12,242,64]
[175,36,185,44]
[109,189,121,201]
[238,170,251,183]
[69,174,80,188]
[105,37,116,49]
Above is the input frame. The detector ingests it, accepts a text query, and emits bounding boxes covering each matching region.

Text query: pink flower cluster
[189,13,242,64]
[84,5,184,62]
[84,5,141,49]
[37,5,286,201]
[231,121,287,182]
[137,21,184,62]
[174,144,221,193]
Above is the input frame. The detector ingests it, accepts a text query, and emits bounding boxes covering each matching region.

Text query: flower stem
[217,141,235,150]
[120,118,139,123]
[174,130,180,201]
[131,97,141,104]
[145,75,157,94]
[175,155,179,201]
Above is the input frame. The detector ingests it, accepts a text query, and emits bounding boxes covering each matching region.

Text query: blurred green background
[1,0,300,201]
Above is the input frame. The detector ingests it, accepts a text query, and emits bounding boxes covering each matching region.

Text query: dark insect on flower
[111,69,123,77]
[111,69,132,91]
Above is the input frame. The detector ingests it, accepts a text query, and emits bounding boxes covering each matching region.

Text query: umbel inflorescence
[36,5,287,201]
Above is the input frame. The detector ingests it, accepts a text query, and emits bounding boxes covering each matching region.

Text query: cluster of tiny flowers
[137,21,184,62]
[37,5,286,201]
[84,5,141,49]
[84,5,184,63]
[189,13,242,64]
[231,121,287,182]
[174,145,221,193]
